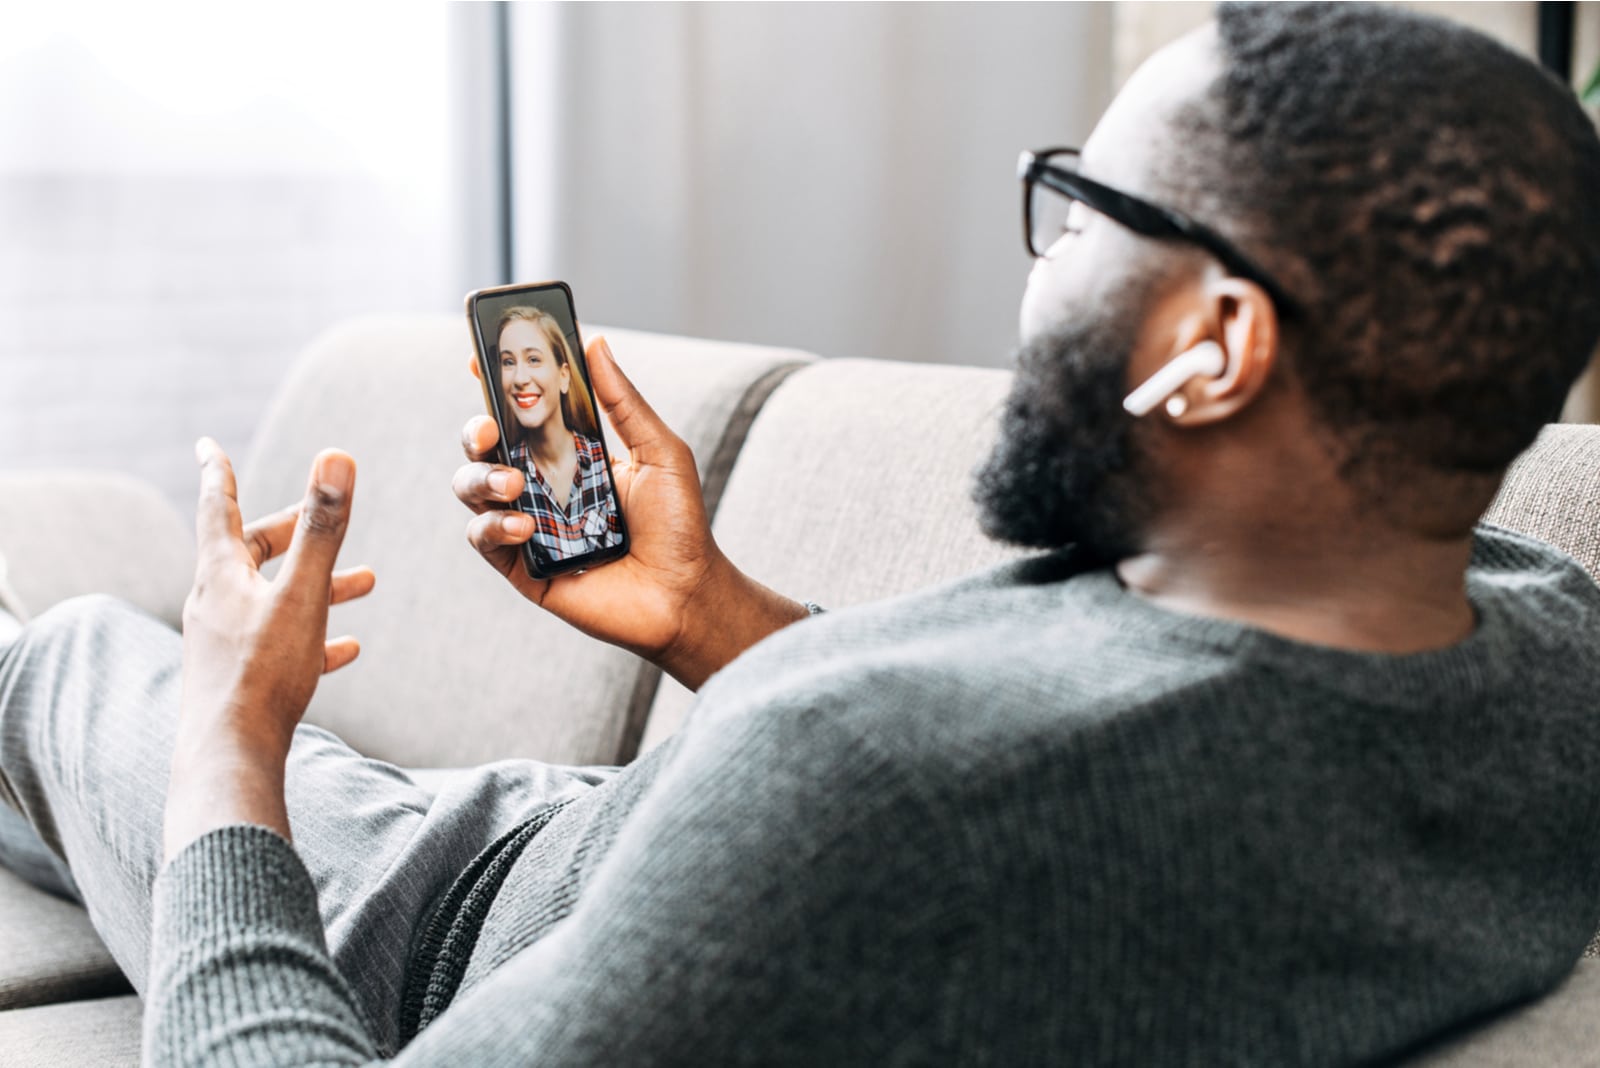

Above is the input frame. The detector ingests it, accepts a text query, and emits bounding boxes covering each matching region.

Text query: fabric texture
[643,357,1025,748]
[0,595,618,1055]
[0,862,128,1010]
[142,525,1600,1067]
[238,317,812,768]
[1407,960,1600,1065]
[0,994,144,1068]
[397,799,570,1041]
[1484,423,1600,583]
[507,431,622,562]
[0,800,78,899]
[0,472,192,629]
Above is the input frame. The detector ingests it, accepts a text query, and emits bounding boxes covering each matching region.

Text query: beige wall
[1112,1,1600,422]
[511,4,1117,374]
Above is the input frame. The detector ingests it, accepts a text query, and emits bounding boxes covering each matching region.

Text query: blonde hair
[493,306,600,441]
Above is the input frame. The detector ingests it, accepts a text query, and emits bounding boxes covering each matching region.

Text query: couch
[1,317,1598,1065]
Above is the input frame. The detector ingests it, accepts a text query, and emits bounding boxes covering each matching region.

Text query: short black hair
[1165,3,1600,501]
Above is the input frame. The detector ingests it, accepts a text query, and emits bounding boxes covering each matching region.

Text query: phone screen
[465,281,629,578]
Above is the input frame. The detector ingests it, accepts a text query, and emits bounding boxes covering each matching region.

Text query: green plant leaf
[1584,59,1600,108]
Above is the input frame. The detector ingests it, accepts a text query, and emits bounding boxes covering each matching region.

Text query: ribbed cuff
[154,823,324,950]
[147,824,378,1066]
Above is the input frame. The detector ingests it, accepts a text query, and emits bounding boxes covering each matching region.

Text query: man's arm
[157,436,953,1067]
[452,335,808,692]
[146,824,378,1065]
[148,697,961,1066]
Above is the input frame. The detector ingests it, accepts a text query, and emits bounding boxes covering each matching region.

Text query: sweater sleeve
[145,703,971,1067]
[144,824,379,1066]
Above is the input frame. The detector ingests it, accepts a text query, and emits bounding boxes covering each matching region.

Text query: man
[4,3,1600,1064]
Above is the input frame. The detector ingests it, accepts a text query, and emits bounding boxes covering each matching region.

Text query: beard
[972,313,1154,562]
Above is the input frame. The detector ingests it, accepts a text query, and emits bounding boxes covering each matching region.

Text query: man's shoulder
[1472,522,1595,578]
[1470,522,1600,630]
[687,549,1226,765]
[690,524,1600,772]
[709,549,1118,686]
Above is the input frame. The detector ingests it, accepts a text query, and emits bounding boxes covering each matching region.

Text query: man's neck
[1114,523,1478,655]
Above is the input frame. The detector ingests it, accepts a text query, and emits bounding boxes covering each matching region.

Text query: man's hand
[164,440,375,860]
[453,335,808,690]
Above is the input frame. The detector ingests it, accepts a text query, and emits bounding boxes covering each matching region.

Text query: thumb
[585,335,674,462]
[281,449,356,595]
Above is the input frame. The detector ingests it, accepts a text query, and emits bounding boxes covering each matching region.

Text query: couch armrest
[0,471,192,628]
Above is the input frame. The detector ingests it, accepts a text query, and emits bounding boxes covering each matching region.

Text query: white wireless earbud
[1121,340,1227,418]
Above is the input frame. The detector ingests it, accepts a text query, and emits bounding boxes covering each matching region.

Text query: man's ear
[1167,277,1279,426]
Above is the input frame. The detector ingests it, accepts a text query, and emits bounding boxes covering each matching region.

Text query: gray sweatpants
[0,595,617,1055]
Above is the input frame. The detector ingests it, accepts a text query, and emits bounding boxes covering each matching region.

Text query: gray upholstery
[1485,424,1600,583]
[0,867,128,1010]
[239,317,810,768]
[1409,961,1600,1066]
[641,357,1025,750]
[0,471,191,628]
[0,995,142,1068]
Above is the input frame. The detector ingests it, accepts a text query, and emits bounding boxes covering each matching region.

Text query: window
[0,4,457,506]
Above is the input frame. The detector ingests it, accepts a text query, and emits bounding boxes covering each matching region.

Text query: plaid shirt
[508,431,622,562]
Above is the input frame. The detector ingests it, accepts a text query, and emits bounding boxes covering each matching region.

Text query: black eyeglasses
[1019,147,1301,319]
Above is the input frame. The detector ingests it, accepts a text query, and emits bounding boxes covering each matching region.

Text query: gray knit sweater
[145,525,1600,1065]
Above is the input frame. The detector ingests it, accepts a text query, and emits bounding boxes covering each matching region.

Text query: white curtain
[0,4,458,507]
[506,2,1115,369]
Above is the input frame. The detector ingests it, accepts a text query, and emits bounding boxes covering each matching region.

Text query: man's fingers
[460,415,501,462]
[461,512,550,602]
[466,510,536,554]
[194,437,247,565]
[323,635,361,674]
[241,505,302,567]
[452,461,524,513]
[281,450,356,594]
[330,566,376,606]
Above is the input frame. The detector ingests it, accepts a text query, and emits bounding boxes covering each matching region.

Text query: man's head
[977,2,1600,558]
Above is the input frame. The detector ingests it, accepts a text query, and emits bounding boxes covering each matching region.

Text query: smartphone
[465,280,629,579]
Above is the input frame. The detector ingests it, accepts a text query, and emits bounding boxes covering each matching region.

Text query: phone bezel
[465,280,630,580]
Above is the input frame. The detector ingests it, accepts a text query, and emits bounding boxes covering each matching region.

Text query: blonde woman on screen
[494,306,620,561]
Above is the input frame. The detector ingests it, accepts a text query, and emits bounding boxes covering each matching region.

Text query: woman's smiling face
[499,318,570,434]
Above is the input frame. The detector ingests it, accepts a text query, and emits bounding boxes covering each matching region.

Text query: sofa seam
[612,358,814,765]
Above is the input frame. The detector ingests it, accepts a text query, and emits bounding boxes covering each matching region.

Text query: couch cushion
[1484,424,1600,583]
[1404,959,1600,1066]
[641,357,1026,750]
[0,994,142,1068]
[0,472,192,628]
[0,866,129,1010]
[241,317,810,767]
